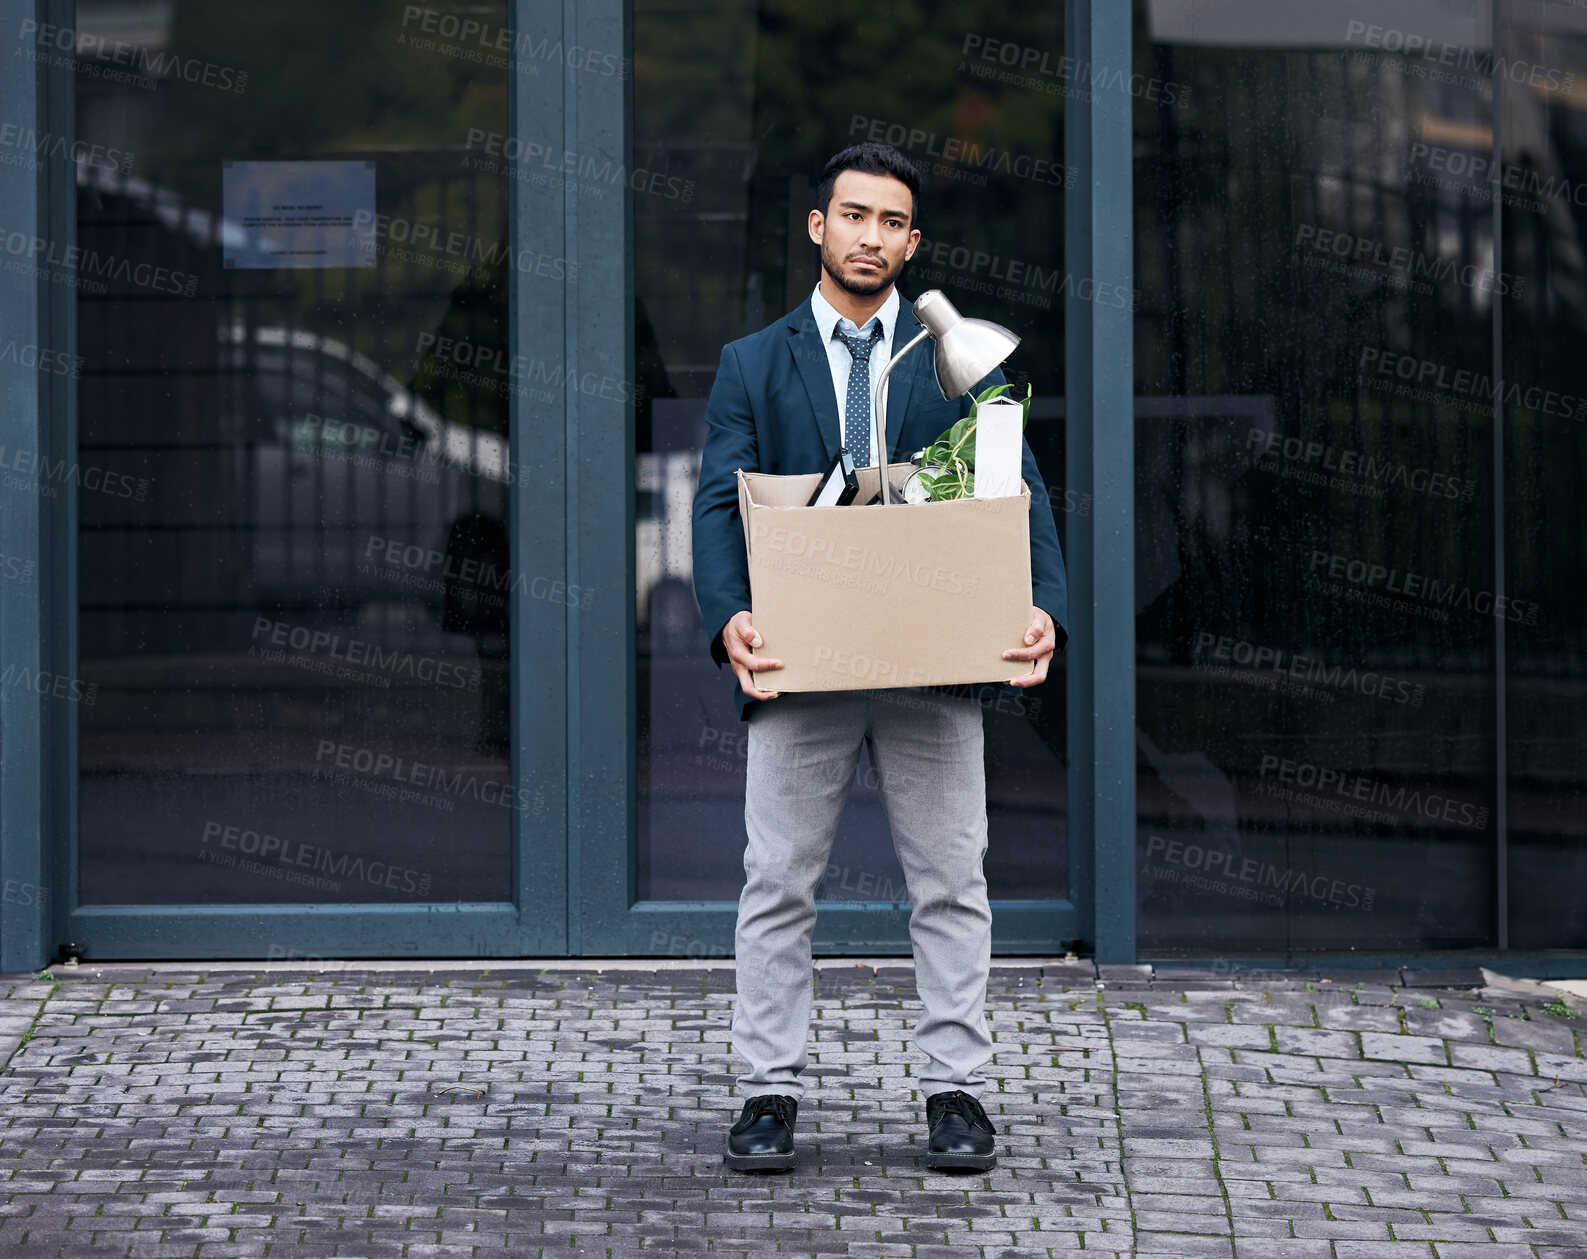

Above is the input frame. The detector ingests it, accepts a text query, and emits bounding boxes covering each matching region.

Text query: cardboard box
[736,466,1034,692]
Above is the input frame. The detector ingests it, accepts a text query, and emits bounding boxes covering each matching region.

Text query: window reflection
[633,0,1071,911]
[1135,0,1587,952]
[75,0,517,905]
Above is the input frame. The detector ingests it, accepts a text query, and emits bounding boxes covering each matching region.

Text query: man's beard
[820,237,902,297]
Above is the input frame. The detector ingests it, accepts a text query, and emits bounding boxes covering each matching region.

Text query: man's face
[808,169,921,298]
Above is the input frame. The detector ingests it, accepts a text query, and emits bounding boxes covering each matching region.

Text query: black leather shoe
[724,1094,797,1172]
[925,1090,997,1170]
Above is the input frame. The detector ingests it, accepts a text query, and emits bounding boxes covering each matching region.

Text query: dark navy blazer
[690,293,1069,720]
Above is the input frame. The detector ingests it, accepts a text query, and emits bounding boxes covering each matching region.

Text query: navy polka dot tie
[837,322,884,466]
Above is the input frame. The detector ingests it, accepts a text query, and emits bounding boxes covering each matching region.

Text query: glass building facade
[0,0,1582,970]
[1133,0,1587,955]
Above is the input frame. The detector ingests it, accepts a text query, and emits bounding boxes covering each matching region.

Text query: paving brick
[0,965,1573,1256]
[1272,1027,1361,1058]
[1449,1044,1537,1075]
[1234,1241,1335,1258]
[1491,1016,1579,1055]
[1401,970,1487,991]
[1360,1032,1449,1064]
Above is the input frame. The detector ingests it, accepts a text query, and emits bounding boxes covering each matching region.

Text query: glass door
[581,0,1081,956]
[66,0,565,958]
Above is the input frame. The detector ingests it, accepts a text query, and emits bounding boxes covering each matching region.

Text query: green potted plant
[910,382,1032,502]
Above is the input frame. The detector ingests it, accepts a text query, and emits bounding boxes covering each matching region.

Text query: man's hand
[1003,606,1057,688]
[723,610,783,700]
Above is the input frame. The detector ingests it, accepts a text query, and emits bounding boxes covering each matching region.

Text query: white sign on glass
[222,160,376,269]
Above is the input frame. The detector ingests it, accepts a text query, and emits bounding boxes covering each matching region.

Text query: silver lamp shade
[868,289,1021,503]
[912,289,1022,398]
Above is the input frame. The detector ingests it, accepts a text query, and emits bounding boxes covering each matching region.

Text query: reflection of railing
[1130,38,1587,950]
[1139,34,1587,672]
[1140,104,1508,661]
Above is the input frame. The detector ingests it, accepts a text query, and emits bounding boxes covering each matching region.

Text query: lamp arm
[871,326,934,505]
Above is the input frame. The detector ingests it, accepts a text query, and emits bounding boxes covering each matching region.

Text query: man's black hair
[815,143,921,230]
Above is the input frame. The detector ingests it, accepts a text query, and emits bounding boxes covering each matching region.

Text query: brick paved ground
[0,960,1583,1258]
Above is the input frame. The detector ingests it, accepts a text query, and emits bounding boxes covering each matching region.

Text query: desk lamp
[870,289,1020,503]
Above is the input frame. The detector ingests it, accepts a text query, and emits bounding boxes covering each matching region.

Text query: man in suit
[691,142,1068,1173]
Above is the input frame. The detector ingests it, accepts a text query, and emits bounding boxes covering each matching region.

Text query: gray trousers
[733,688,992,1101]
